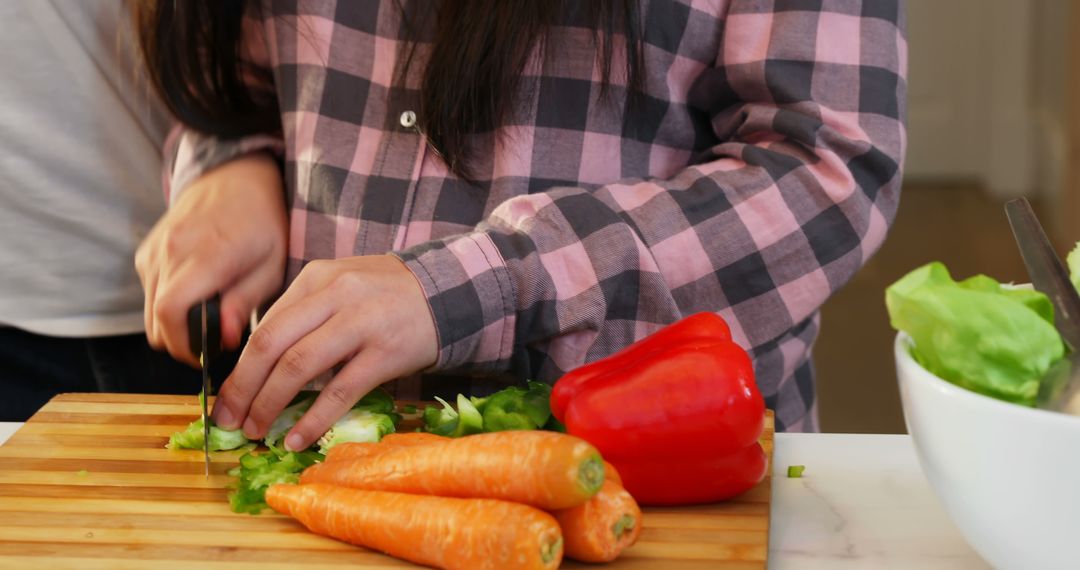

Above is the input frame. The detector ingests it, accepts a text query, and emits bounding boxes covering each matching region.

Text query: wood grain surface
[0,393,773,569]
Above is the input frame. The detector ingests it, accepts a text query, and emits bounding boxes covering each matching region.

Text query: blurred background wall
[814,0,1078,433]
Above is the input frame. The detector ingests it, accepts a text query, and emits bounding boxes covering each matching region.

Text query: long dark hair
[133,1,642,178]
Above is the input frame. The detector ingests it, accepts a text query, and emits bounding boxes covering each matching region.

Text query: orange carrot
[604,461,622,486]
[380,431,448,446]
[553,479,642,562]
[380,433,447,446]
[322,441,382,463]
[325,432,447,463]
[267,483,562,570]
[300,431,605,510]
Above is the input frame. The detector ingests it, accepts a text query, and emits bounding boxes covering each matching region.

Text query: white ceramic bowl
[896,333,1080,570]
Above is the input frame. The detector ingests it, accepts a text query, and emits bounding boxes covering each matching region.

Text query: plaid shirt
[169,0,907,432]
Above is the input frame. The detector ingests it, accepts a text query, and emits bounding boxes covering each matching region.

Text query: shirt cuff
[167,131,284,206]
[394,231,517,374]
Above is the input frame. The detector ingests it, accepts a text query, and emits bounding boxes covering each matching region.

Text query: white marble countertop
[769,434,987,569]
[0,422,988,568]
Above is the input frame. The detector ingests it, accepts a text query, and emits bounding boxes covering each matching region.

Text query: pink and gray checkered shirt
[168,0,907,432]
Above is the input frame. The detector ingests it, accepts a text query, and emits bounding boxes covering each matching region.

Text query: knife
[1004,198,1080,415]
[187,296,221,477]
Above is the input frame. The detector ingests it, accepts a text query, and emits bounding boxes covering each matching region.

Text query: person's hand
[136,152,288,365]
[211,255,439,451]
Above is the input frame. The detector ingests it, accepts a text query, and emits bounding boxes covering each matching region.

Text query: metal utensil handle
[1004,198,1080,351]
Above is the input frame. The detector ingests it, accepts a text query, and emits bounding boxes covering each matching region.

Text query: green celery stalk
[228,445,324,514]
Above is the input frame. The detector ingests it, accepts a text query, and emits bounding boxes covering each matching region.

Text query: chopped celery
[423,382,556,436]
[316,409,397,454]
[481,382,552,432]
[166,417,249,451]
[264,394,315,448]
[228,445,323,514]
[423,394,483,437]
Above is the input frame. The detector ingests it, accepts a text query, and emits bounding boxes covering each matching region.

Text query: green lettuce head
[886,262,1065,406]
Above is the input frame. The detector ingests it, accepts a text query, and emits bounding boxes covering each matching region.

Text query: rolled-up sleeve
[163,130,284,205]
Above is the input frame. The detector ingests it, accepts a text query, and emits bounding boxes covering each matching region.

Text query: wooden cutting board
[0,393,773,569]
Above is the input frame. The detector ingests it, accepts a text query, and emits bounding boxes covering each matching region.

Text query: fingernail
[214,406,236,430]
[285,432,304,452]
[242,417,259,439]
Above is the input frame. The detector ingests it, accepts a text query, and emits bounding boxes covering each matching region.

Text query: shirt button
[399,110,417,128]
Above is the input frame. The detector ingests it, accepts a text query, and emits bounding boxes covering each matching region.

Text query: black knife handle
[186,295,222,361]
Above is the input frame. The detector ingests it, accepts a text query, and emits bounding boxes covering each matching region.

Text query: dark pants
[0,327,241,421]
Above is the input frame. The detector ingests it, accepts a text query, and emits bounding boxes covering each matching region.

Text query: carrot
[325,432,447,463]
[553,479,642,562]
[380,431,448,446]
[300,430,605,509]
[604,461,622,486]
[267,483,562,570]
[322,441,382,463]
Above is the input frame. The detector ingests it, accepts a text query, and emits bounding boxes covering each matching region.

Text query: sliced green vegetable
[522,381,553,426]
[787,465,805,478]
[264,394,315,448]
[542,414,567,433]
[450,395,483,437]
[401,404,417,414]
[423,394,483,437]
[351,386,396,415]
[316,409,397,454]
[166,417,250,451]
[423,382,558,437]
[478,381,552,432]
[228,445,323,514]
[886,262,1065,406]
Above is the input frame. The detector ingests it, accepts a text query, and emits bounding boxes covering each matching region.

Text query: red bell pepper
[550,312,732,422]
[612,443,768,506]
[552,312,767,506]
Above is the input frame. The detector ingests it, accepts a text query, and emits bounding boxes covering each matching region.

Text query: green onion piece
[787,465,806,478]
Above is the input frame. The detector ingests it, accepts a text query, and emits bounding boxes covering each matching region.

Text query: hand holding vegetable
[211,254,437,451]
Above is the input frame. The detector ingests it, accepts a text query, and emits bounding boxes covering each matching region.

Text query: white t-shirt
[0,0,171,337]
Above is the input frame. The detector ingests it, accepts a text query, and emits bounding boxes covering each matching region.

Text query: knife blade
[187,296,221,477]
[1004,198,1080,415]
